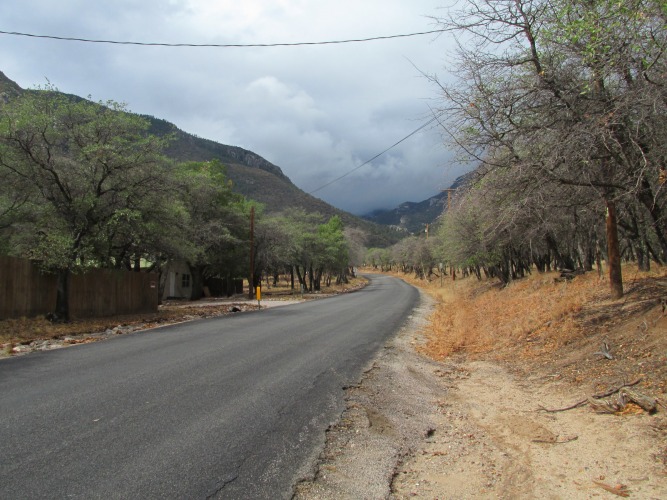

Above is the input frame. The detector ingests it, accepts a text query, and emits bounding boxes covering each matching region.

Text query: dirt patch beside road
[294,289,667,499]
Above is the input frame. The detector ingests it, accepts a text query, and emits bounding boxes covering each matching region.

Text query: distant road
[0,274,418,499]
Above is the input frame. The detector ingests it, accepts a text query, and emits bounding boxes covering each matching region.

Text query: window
[181,273,191,288]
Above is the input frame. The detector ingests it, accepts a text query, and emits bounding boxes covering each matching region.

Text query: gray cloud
[0,0,466,215]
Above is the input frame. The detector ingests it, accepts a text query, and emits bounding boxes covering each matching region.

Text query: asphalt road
[0,274,419,499]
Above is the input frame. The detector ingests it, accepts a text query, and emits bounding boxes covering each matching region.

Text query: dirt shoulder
[294,288,667,499]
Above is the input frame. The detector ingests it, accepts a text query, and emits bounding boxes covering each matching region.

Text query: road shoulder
[294,290,667,499]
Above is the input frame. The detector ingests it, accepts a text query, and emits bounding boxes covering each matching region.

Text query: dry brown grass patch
[390,266,667,362]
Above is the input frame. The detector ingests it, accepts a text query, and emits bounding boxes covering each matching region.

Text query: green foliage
[173,159,254,279]
[0,86,174,272]
[259,210,351,289]
[365,247,391,269]
[314,215,349,272]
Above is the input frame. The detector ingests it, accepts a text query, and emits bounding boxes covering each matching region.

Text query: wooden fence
[0,256,158,320]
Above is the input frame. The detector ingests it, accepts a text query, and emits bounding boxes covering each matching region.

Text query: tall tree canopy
[0,87,174,318]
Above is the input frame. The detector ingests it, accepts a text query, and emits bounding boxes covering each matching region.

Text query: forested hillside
[362,172,472,234]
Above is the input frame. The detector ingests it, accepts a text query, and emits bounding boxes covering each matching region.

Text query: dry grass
[391,266,667,362]
[388,265,667,450]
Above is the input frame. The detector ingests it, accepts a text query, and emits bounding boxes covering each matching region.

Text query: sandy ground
[294,291,667,499]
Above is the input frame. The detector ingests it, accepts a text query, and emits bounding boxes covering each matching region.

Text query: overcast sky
[0,0,466,215]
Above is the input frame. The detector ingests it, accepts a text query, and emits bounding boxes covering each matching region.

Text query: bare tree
[430,0,667,298]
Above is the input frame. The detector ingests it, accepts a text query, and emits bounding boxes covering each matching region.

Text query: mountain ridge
[362,172,472,234]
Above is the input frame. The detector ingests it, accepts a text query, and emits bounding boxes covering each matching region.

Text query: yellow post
[256,286,261,308]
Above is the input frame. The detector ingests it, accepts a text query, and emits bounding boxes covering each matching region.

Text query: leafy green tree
[173,160,252,299]
[313,215,349,287]
[0,87,171,319]
[365,247,392,271]
[254,213,297,288]
[266,210,350,292]
[272,209,323,292]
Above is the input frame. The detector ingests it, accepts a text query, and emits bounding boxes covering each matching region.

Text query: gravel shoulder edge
[292,289,444,498]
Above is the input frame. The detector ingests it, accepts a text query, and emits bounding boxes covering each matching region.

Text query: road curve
[0,274,418,499]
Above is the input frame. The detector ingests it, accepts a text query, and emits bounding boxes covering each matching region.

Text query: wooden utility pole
[248,206,255,300]
[443,189,456,210]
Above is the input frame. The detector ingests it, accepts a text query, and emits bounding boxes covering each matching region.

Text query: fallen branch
[590,388,658,414]
[537,379,643,413]
[592,480,630,497]
[620,388,657,413]
[591,378,642,399]
[532,435,578,444]
[538,399,587,413]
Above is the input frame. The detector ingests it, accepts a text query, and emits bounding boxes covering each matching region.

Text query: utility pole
[442,189,457,281]
[248,205,255,300]
[443,189,456,210]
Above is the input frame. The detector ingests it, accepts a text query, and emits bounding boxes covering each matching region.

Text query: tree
[430,0,667,298]
[0,87,172,319]
[172,160,250,299]
[314,215,349,287]
[365,247,390,270]
[267,210,350,292]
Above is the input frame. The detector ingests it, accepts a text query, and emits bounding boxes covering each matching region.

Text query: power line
[0,29,445,48]
[308,113,443,195]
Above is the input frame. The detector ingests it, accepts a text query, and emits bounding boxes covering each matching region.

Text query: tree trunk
[636,239,650,272]
[308,264,314,292]
[605,199,624,299]
[188,263,204,301]
[295,265,306,289]
[54,268,70,322]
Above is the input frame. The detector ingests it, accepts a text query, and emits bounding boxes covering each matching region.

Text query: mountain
[362,173,472,234]
[0,70,21,103]
[0,70,403,247]
[364,192,446,235]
